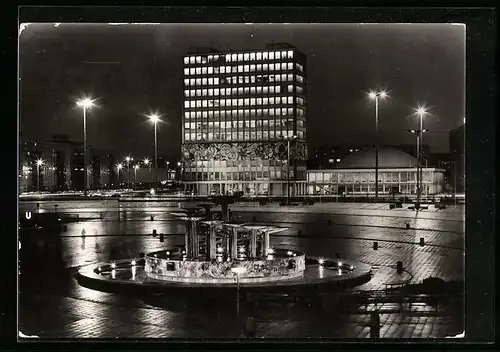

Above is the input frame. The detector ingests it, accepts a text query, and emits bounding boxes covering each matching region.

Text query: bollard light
[373,241,378,250]
[419,237,425,246]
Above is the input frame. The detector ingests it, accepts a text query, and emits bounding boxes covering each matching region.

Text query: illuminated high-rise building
[181,43,308,196]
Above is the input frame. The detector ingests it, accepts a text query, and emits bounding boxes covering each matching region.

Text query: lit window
[194,67,200,75]
[288,85,294,92]
[238,76,243,84]
[235,65,241,73]
[191,122,196,129]
[238,53,243,61]
[263,64,268,71]
[263,97,268,105]
[269,86,274,93]
[244,53,249,61]
[250,64,256,72]
[244,65,249,72]
[287,74,294,81]
[275,51,280,59]
[184,79,189,86]
[184,101,190,108]
[287,50,294,58]
[244,98,250,105]
[208,88,213,96]
[263,52,269,60]
[196,56,201,63]
[184,57,189,64]
[250,98,256,105]
[214,88,219,96]
[297,75,303,83]
[208,67,213,74]
[281,74,287,81]
[263,87,269,94]
[238,87,244,94]
[197,101,202,108]
[226,54,231,62]
[269,97,275,104]
[250,52,255,60]
[232,88,237,95]
[250,76,256,83]
[214,77,219,85]
[190,57,196,64]
[288,96,293,104]
[232,99,237,106]
[256,52,262,60]
[250,87,256,94]
[257,98,262,105]
[256,64,262,71]
[276,86,281,93]
[294,63,300,71]
[269,52,274,60]
[195,78,200,85]
[190,101,196,108]
[184,68,189,75]
[232,54,237,61]
[257,109,262,116]
[196,89,202,96]
[269,63,274,70]
[202,89,207,96]
[208,55,213,62]
[201,111,207,117]
[202,78,207,85]
[244,76,250,83]
[274,75,280,82]
[257,87,262,94]
[202,67,207,74]
[184,90,190,97]
[214,55,219,61]
[208,78,213,85]
[196,111,201,118]
[201,56,207,64]
[220,66,225,74]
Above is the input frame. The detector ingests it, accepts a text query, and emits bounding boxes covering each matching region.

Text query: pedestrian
[81,228,86,237]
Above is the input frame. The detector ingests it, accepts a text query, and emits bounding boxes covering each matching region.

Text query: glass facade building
[181,44,308,196]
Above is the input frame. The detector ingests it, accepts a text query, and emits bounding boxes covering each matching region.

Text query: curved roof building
[337,146,418,169]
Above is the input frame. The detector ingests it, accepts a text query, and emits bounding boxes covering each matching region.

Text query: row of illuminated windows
[184,96,299,108]
[185,119,305,129]
[183,51,295,65]
[308,171,435,183]
[185,85,303,97]
[183,74,303,86]
[184,108,305,118]
[184,130,303,142]
[183,170,299,181]
[183,62,296,76]
[185,160,308,168]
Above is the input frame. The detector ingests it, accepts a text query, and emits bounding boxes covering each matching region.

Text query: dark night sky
[19,23,465,158]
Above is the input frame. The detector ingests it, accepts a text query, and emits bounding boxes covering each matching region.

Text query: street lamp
[76,97,95,196]
[125,156,133,190]
[368,90,388,202]
[414,105,428,204]
[143,158,151,171]
[133,164,139,189]
[147,113,161,188]
[35,158,44,192]
[230,266,247,317]
[407,128,429,207]
[166,161,170,181]
[280,135,297,204]
[116,163,123,188]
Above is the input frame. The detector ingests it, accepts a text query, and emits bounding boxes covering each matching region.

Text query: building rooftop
[336,146,418,169]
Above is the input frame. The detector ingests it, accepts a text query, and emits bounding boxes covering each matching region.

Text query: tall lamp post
[76,97,95,197]
[415,106,428,203]
[133,164,139,189]
[231,266,247,317]
[166,161,170,181]
[280,134,297,204]
[116,163,123,189]
[147,113,161,188]
[35,158,44,192]
[368,90,388,202]
[125,156,133,190]
[407,128,428,207]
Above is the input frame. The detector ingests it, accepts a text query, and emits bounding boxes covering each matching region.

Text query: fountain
[76,199,372,292]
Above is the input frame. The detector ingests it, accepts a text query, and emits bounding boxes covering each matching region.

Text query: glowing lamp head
[111,262,116,269]
[267,248,275,255]
[76,97,95,109]
[217,247,224,253]
[134,165,139,170]
[149,113,160,124]
[415,105,427,117]
[318,258,325,265]
[166,251,170,256]
[338,261,343,267]
[239,247,245,253]
[131,260,136,266]
[35,159,44,166]
[379,90,388,99]
[368,91,377,100]
[177,161,181,167]
[287,251,293,256]
[116,163,123,170]
[143,158,150,165]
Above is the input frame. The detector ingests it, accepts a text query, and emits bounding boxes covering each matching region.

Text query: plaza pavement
[19,201,465,339]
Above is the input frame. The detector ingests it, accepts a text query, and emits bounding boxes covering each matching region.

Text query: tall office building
[181,43,308,196]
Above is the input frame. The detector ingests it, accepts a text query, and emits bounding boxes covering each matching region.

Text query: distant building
[19,135,116,193]
[449,124,465,193]
[307,146,445,196]
[181,43,308,196]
